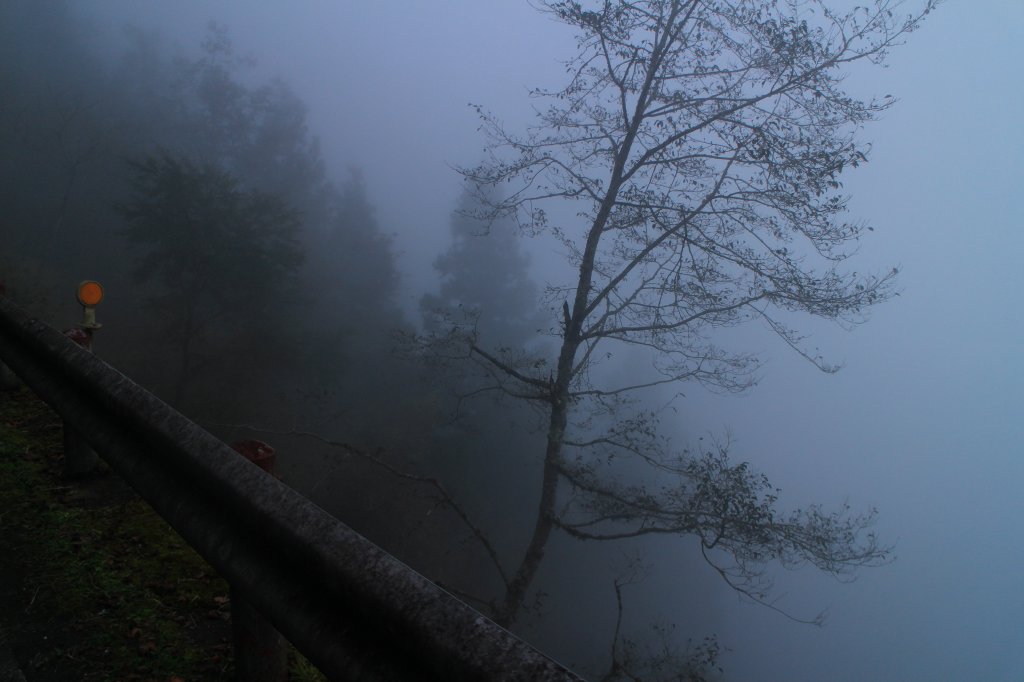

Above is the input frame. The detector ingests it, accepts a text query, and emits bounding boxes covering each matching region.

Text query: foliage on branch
[556,440,890,622]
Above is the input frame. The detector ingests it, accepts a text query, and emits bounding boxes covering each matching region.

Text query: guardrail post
[62,418,100,477]
[0,283,19,389]
[231,586,288,682]
[230,440,288,682]
[0,360,16,389]
[61,328,100,477]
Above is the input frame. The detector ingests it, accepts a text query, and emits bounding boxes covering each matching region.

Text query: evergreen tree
[116,152,303,404]
[422,186,545,349]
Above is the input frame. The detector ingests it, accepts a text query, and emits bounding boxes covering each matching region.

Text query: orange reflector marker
[77,280,104,307]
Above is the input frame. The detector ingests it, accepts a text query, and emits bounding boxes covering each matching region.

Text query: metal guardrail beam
[0,296,582,681]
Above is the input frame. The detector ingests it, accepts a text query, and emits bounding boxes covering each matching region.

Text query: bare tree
[448,0,937,626]
[599,553,724,681]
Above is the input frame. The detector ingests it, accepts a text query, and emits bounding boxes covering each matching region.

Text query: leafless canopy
[463,0,934,394]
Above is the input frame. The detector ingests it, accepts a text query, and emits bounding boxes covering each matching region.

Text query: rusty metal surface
[0,297,583,681]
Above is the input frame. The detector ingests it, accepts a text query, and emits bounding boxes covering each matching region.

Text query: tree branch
[203,423,512,591]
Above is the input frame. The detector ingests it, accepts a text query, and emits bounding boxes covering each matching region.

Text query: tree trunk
[495,331,579,626]
[495,397,566,626]
[492,69,641,624]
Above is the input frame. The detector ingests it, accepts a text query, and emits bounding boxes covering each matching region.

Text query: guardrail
[0,295,581,681]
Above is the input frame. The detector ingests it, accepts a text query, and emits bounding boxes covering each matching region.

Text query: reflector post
[76,280,103,333]
[77,280,104,307]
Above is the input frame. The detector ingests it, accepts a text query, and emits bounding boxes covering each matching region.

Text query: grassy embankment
[0,384,323,681]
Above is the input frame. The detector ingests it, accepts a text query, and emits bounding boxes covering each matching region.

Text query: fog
[2,1,1022,680]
